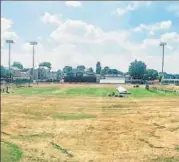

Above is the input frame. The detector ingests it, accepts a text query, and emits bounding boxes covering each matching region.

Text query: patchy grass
[12,133,53,140]
[129,88,177,98]
[176,145,179,151]
[10,87,114,97]
[7,86,179,98]
[1,119,8,127]
[1,84,179,162]
[1,141,23,162]
[152,156,179,162]
[53,113,96,120]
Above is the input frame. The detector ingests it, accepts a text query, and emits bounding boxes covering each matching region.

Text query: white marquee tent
[116,86,127,93]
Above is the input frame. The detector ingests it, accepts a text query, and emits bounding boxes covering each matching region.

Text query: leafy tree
[100,69,105,76]
[63,66,72,74]
[111,69,120,75]
[12,61,23,69]
[103,66,110,75]
[77,65,85,71]
[108,69,113,74]
[128,60,147,79]
[124,72,129,76]
[144,69,158,80]
[96,61,101,74]
[88,67,94,72]
[38,68,47,80]
[0,66,12,78]
[57,69,62,79]
[39,62,51,69]
[118,70,123,75]
[101,66,123,75]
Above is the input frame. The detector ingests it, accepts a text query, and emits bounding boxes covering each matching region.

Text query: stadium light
[159,42,167,80]
[29,41,38,80]
[6,40,14,81]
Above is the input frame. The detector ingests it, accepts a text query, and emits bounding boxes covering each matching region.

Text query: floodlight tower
[29,41,38,80]
[6,40,14,81]
[159,42,167,80]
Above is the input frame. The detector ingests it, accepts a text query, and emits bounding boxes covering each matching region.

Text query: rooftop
[11,66,21,71]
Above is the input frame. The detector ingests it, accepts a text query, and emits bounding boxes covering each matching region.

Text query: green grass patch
[11,87,114,97]
[12,133,53,140]
[129,88,177,98]
[1,141,23,162]
[1,120,8,127]
[152,156,179,162]
[8,86,178,98]
[53,113,96,120]
[176,145,179,151]
[65,87,114,97]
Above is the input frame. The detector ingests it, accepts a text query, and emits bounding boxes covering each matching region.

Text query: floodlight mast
[159,42,167,80]
[6,40,14,82]
[29,41,38,80]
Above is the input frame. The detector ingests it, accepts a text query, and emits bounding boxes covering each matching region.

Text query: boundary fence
[148,85,179,95]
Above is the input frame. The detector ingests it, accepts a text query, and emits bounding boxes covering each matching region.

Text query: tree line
[1,60,178,81]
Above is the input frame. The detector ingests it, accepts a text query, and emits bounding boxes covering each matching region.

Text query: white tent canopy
[116,86,127,93]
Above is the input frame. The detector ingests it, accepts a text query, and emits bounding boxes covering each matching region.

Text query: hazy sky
[1,1,179,73]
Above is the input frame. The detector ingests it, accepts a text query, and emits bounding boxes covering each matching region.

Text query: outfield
[1,84,179,162]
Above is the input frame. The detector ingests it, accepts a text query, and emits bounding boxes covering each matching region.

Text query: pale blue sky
[1,1,179,73]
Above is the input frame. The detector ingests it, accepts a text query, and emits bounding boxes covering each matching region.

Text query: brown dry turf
[1,84,179,162]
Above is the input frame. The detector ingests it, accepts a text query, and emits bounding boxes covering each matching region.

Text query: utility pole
[159,42,167,81]
[30,41,38,81]
[6,40,14,82]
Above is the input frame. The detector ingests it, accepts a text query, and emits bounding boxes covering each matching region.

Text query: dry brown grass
[1,84,179,162]
[154,84,179,91]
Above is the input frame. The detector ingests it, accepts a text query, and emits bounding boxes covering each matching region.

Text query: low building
[38,66,50,80]
[100,75,126,84]
[161,74,179,85]
[49,71,57,81]
[96,74,101,83]
[63,68,97,83]
[64,69,84,77]
[11,66,21,78]
[20,68,38,80]
[84,71,96,77]
[161,79,179,85]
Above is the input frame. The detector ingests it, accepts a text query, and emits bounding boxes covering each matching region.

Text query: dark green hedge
[64,76,96,83]
[13,78,32,84]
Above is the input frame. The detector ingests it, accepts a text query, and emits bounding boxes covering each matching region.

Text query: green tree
[101,66,123,75]
[157,72,167,82]
[96,61,101,74]
[77,65,85,71]
[100,69,105,76]
[38,68,47,80]
[88,67,94,72]
[63,66,72,74]
[124,72,129,76]
[108,69,113,74]
[56,69,62,80]
[0,66,12,78]
[12,61,23,69]
[103,66,110,75]
[128,60,147,79]
[144,69,158,80]
[111,69,120,75]
[39,62,51,69]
